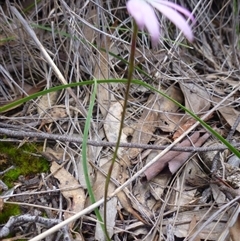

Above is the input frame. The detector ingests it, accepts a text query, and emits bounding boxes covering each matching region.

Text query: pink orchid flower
[126,0,194,45]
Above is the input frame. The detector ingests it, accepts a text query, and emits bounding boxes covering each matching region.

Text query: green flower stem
[103,21,138,238]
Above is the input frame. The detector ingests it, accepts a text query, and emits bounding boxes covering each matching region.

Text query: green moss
[0,142,49,188]
[0,203,21,224]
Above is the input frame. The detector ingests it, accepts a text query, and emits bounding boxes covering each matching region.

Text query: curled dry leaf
[143,132,200,181]
[168,132,210,174]
[50,161,85,223]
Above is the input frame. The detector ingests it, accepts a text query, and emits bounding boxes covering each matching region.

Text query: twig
[0,214,70,240]
[0,180,8,191]
[1,127,240,152]
[28,84,240,241]
[0,165,15,175]
[0,165,15,191]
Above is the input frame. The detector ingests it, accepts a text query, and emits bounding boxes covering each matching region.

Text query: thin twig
[28,77,240,240]
[0,214,70,239]
[1,127,240,152]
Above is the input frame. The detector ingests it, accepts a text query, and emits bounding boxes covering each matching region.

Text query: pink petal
[126,0,146,30]
[150,1,194,41]
[155,0,195,23]
[127,0,160,45]
[142,5,160,45]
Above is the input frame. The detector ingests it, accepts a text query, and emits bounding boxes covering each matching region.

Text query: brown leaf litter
[1,0,240,240]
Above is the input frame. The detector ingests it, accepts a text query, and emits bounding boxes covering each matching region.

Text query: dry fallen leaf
[172,82,212,140]
[157,85,184,132]
[162,208,229,240]
[173,118,196,140]
[129,94,159,160]
[86,160,119,240]
[104,100,128,157]
[166,160,199,215]
[37,91,59,116]
[188,215,201,241]
[44,147,66,162]
[168,132,210,174]
[210,183,226,204]
[180,82,211,115]
[143,132,200,181]
[216,101,240,132]
[0,80,46,112]
[103,99,149,225]
[0,198,3,212]
[230,208,240,241]
[50,161,85,222]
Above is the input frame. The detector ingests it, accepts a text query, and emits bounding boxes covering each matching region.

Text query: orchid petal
[150,1,194,41]
[153,0,195,23]
[127,0,160,45]
[142,4,160,45]
[127,0,146,30]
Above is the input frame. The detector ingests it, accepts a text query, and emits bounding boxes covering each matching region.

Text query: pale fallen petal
[150,1,194,41]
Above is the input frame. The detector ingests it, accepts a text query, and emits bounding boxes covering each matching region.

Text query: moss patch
[0,203,21,224]
[0,142,49,188]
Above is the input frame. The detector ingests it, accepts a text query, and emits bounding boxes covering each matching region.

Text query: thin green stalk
[103,21,138,238]
[23,0,42,13]
[81,79,108,238]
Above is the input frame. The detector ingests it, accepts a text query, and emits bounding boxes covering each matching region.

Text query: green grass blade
[1,78,239,158]
[81,79,110,240]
